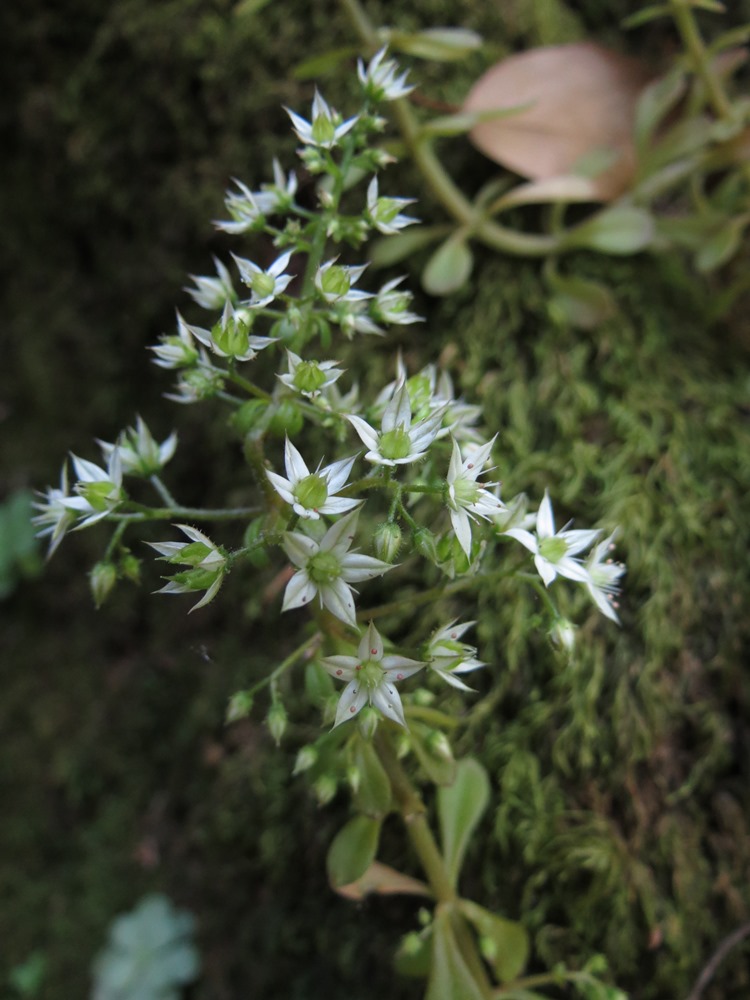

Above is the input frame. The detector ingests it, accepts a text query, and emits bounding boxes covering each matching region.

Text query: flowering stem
[668,0,731,119]
[226,369,272,402]
[104,520,127,560]
[243,631,323,698]
[149,474,178,507]
[109,505,262,522]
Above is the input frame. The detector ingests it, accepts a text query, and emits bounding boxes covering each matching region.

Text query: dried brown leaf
[464,43,652,201]
[335,861,431,901]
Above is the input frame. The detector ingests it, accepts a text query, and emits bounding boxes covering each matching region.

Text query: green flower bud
[425,729,453,765]
[266,700,288,746]
[119,553,141,584]
[357,706,379,741]
[90,561,117,608]
[226,690,254,724]
[293,745,318,775]
[268,399,304,438]
[373,522,402,563]
[233,400,268,437]
[413,527,438,564]
[314,774,338,806]
[346,764,361,795]
[212,316,251,357]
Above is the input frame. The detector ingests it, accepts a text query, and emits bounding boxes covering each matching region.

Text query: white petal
[346,414,379,452]
[321,655,358,680]
[282,570,317,611]
[284,437,309,482]
[283,531,320,567]
[450,507,473,559]
[324,454,356,492]
[381,656,423,679]
[340,554,392,582]
[561,528,601,556]
[537,491,555,538]
[504,527,538,553]
[321,578,357,626]
[360,622,382,661]
[534,554,557,587]
[266,471,294,505]
[587,582,621,623]
[371,683,407,727]
[334,680,369,727]
[318,496,361,516]
[382,381,411,433]
[555,557,591,584]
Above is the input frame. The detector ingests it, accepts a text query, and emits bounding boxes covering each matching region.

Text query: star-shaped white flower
[33,463,76,556]
[267,437,360,520]
[347,378,445,467]
[357,47,414,102]
[370,276,423,329]
[282,509,393,626]
[186,302,276,361]
[315,259,372,305]
[98,416,177,477]
[584,530,625,623]
[285,90,358,149]
[232,249,294,307]
[366,177,417,235]
[321,622,423,727]
[150,312,200,370]
[63,449,126,528]
[505,490,600,587]
[149,524,227,611]
[185,256,237,310]
[446,436,505,557]
[425,620,485,691]
[277,350,344,398]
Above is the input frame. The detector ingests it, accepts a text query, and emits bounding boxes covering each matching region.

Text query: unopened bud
[293,745,318,775]
[268,399,304,438]
[373,522,402,563]
[119,553,141,584]
[90,561,117,608]
[266,700,288,745]
[314,774,337,806]
[357,706,379,741]
[413,527,438,564]
[346,764,361,795]
[549,618,576,655]
[226,690,254,724]
[425,729,453,764]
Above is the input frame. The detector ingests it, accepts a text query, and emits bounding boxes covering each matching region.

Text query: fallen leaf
[336,861,431,901]
[464,43,652,201]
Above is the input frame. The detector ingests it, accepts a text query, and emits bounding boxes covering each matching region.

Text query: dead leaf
[335,861,431,901]
[464,43,652,201]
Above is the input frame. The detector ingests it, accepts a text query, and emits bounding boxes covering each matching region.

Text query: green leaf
[419,104,531,138]
[565,206,654,255]
[457,899,530,983]
[350,735,392,817]
[293,46,360,81]
[426,905,486,1000]
[422,235,473,295]
[621,5,670,29]
[437,757,490,887]
[387,27,482,62]
[233,0,272,16]
[369,225,449,268]
[694,216,750,272]
[326,815,381,889]
[634,69,686,154]
[546,274,618,330]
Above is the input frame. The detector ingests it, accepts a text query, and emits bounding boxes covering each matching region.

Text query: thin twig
[686,922,750,1000]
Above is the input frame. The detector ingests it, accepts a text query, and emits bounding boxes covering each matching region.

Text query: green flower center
[294,473,328,511]
[379,427,412,461]
[308,550,341,585]
[251,272,277,300]
[358,658,385,690]
[293,361,328,394]
[538,536,568,563]
[212,318,250,357]
[452,478,480,508]
[79,481,123,511]
[320,266,351,299]
[311,114,336,146]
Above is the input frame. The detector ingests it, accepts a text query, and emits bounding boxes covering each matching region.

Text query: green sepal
[457,899,530,984]
[326,815,381,889]
[437,757,490,888]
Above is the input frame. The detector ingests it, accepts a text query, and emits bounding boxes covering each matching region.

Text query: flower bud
[226,690,254,724]
[425,729,454,765]
[346,764,361,795]
[268,399,304,438]
[90,561,117,608]
[314,774,337,806]
[233,400,269,437]
[293,745,318,775]
[266,700,288,746]
[549,618,577,655]
[373,522,402,563]
[357,706,379,741]
[413,527,438,564]
[119,552,141,584]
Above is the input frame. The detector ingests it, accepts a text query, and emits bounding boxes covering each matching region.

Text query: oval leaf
[370,225,449,268]
[326,815,381,889]
[565,206,654,255]
[457,899,530,984]
[388,27,483,62]
[426,905,486,1000]
[437,757,490,888]
[464,43,651,201]
[350,736,392,817]
[546,274,618,329]
[422,235,473,296]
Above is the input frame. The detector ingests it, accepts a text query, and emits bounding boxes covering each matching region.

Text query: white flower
[98,416,177,477]
[164,348,224,404]
[277,350,344,398]
[232,249,294,307]
[347,378,445,467]
[149,524,227,611]
[584,530,625,623]
[285,90,359,149]
[185,257,236,310]
[426,620,485,691]
[446,437,505,558]
[433,370,483,442]
[267,437,361,520]
[366,177,417,235]
[371,276,423,329]
[63,449,125,528]
[505,490,600,587]
[187,302,276,361]
[150,312,200,370]
[315,259,372,304]
[358,47,414,102]
[282,509,393,626]
[32,463,76,556]
[215,178,276,233]
[321,621,423,727]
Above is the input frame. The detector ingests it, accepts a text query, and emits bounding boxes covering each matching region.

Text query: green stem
[110,504,262,523]
[104,520,127,560]
[244,631,323,698]
[149,474,178,507]
[669,0,731,119]
[226,369,272,402]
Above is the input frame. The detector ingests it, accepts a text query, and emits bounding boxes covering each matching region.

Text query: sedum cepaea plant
[34,50,627,1000]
